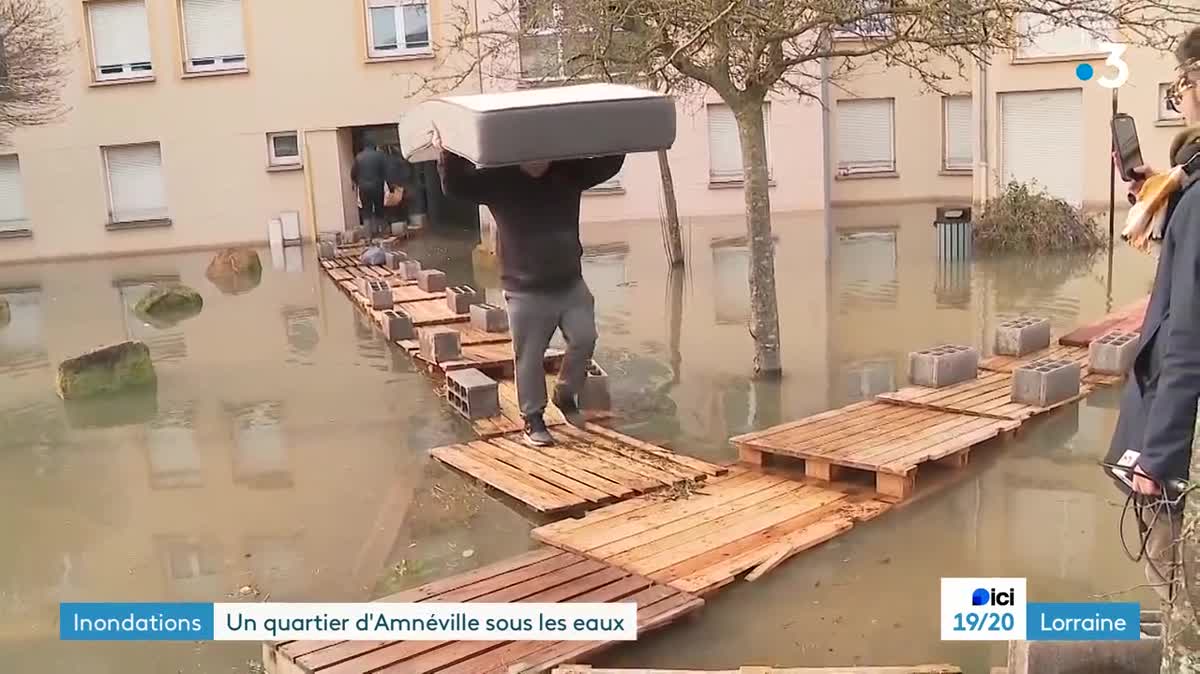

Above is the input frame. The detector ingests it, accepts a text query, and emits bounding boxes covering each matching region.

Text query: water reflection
[836,228,899,310]
[227,401,291,489]
[0,285,48,376]
[115,276,188,362]
[145,402,201,489]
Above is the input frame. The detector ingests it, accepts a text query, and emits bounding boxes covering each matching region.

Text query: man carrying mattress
[434,127,624,447]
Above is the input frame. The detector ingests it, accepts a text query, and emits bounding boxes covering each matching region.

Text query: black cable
[1102,461,1187,603]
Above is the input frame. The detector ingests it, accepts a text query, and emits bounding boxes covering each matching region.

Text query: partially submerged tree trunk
[734,98,782,376]
[1164,447,1200,671]
[657,149,684,267]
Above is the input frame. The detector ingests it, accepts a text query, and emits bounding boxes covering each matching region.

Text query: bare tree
[425,0,1199,375]
[0,0,71,140]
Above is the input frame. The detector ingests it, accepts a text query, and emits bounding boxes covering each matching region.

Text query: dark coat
[351,148,388,188]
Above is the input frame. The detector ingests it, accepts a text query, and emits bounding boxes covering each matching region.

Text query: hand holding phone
[1112,113,1144,183]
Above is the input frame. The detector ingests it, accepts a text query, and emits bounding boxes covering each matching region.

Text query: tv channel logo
[941,578,1026,641]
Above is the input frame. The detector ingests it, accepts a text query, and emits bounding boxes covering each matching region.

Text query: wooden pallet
[391,284,444,303]
[729,402,1017,500]
[875,371,1092,422]
[388,297,469,327]
[532,468,890,595]
[431,423,725,513]
[416,342,563,375]
[472,377,613,437]
[399,324,514,353]
[1058,296,1149,347]
[978,344,1123,388]
[554,666,962,674]
[262,548,703,674]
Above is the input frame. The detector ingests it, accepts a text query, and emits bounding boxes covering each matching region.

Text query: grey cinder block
[1006,639,1160,674]
[909,344,979,388]
[384,250,407,270]
[445,285,482,314]
[398,260,422,281]
[469,303,508,333]
[445,368,500,419]
[1012,358,1081,407]
[417,269,447,293]
[1089,330,1139,375]
[579,360,611,410]
[356,277,371,297]
[419,326,461,363]
[367,279,393,310]
[317,240,335,259]
[995,316,1051,357]
[381,236,405,252]
[381,309,414,341]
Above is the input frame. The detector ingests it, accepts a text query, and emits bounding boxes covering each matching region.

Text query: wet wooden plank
[1058,296,1149,347]
[470,377,613,437]
[876,372,1092,422]
[392,285,445,303]
[403,299,471,327]
[552,666,963,674]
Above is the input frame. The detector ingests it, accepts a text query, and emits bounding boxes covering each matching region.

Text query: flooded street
[0,203,1160,672]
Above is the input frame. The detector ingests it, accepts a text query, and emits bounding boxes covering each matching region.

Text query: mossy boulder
[56,340,157,400]
[134,285,204,327]
[205,248,263,295]
[0,296,9,329]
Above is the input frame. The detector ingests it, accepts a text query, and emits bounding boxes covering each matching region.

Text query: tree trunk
[657,149,685,266]
[734,100,783,376]
[1163,443,1200,671]
[666,264,684,384]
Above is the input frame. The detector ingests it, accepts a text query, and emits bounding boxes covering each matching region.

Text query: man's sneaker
[552,389,587,429]
[523,415,555,447]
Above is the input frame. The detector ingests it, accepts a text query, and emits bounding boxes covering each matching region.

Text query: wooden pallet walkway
[399,325,514,352]
[532,468,890,595]
[876,370,1092,422]
[471,377,613,437]
[431,423,725,514]
[729,402,1017,500]
[554,666,962,674]
[978,344,1123,388]
[262,548,703,674]
[1058,296,1148,347]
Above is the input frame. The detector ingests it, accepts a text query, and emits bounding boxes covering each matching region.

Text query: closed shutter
[1000,89,1082,204]
[837,99,894,173]
[182,0,246,69]
[712,245,750,324]
[1015,13,1096,58]
[0,156,27,226]
[943,96,972,170]
[707,104,741,180]
[89,0,153,78]
[106,144,167,222]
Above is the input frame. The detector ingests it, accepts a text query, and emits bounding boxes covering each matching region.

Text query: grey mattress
[399,83,676,167]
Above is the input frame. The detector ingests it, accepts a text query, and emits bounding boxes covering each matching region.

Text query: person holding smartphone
[1108,27,1200,607]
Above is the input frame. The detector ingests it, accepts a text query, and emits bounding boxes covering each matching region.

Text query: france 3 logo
[941,578,1027,641]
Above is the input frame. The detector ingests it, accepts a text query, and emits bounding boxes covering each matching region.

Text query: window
[836,230,898,308]
[836,98,895,175]
[942,96,972,172]
[267,131,301,167]
[587,165,623,192]
[88,0,153,81]
[1159,82,1185,123]
[366,0,431,58]
[517,0,632,81]
[104,143,168,223]
[1014,13,1102,59]
[712,243,750,325]
[0,287,48,377]
[0,156,27,228]
[707,103,771,183]
[833,0,893,38]
[180,0,246,72]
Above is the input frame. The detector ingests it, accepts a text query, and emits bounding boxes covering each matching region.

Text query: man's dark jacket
[351,148,387,187]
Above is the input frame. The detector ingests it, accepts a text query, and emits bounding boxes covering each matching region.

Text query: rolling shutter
[0,156,27,226]
[182,0,246,66]
[1015,13,1097,58]
[837,99,894,172]
[943,96,972,170]
[707,104,741,180]
[1000,89,1082,205]
[89,1,152,75]
[106,144,167,222]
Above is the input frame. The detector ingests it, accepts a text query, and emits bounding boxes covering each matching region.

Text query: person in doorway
[351,142,388,239]
[433,127,624,447]
[1108,26,1200,612]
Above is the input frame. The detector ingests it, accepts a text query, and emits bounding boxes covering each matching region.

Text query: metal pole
[1107,88,1117,312]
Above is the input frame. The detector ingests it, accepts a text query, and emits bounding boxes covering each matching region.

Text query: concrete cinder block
[383,250,408,270]
[398,260,422,281]
[445,285,483,314]
[995,316,1052,356]
[469,303,509,333]
[1012,358,1081,407]
[579,360,611,410]
[367,280,393,310]
[380,236,406,252]
[1006,639,1161,674]
[445,368,500,420]
[1089,330,1139,375]
[381,309,414,341]
[419,326,461,363]
[909,344,979,388]
[318,240,336,259]
[417,269,448,292]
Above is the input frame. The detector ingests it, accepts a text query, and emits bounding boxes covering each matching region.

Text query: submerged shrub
[973,181,1106,253]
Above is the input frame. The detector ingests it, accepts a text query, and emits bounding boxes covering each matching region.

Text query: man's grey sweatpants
[503,279,597,419]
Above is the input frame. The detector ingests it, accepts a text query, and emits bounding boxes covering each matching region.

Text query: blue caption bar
[1027,602,1140,641]
[60,603,213,641]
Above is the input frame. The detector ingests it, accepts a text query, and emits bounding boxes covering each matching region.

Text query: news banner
[58,578,1138,642]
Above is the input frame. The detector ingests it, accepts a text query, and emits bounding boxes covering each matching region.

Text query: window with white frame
[366,0,431,58]
[836,98,895,175]
[832,0,893,38]
[943,96,972,171]
[267,131,301,167]
[1159,82,1185,123]
[517,0,632,81]
[88,0,154,81]
[1014,13,1103,59]
[0,156,27,228]
[707,103,771,183]
[180,0,246,72]
[104,143,168,223]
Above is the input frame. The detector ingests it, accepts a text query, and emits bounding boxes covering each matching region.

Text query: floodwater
[0,203,1160,673]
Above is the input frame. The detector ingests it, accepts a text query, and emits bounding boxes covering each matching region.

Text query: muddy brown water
[0,206,1162,673]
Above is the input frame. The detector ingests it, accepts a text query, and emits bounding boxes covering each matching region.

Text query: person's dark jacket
[1109,136,1200,490]
[351,148,388,188]
[437,153,624,291]
[384,153,412,190]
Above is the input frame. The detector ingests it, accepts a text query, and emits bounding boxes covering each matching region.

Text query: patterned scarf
[1122,125,1200,255]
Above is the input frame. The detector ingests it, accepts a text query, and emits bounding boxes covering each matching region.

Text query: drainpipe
[976,55,989,206]
[820,48,833,275]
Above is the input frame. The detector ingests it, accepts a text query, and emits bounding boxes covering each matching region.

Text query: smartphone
[1112,113,1144,182]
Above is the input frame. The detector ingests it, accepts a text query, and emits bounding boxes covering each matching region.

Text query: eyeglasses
[1165,74,1196,113]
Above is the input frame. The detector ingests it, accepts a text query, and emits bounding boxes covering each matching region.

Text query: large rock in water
[56,341,157,400]
[0,296,9,329]
[134,285,204,328]
[205,247,263,295]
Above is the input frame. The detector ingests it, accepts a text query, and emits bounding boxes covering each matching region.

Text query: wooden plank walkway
[875,370,1092,422]
[431,423,725,514]
[532,468,890,595]
[471,377,613,437]
[554,666,962,674]
[1058,296,1148,346]
[978,343,1123,388]
[729,402,1018,500]
[262,548,703,674]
